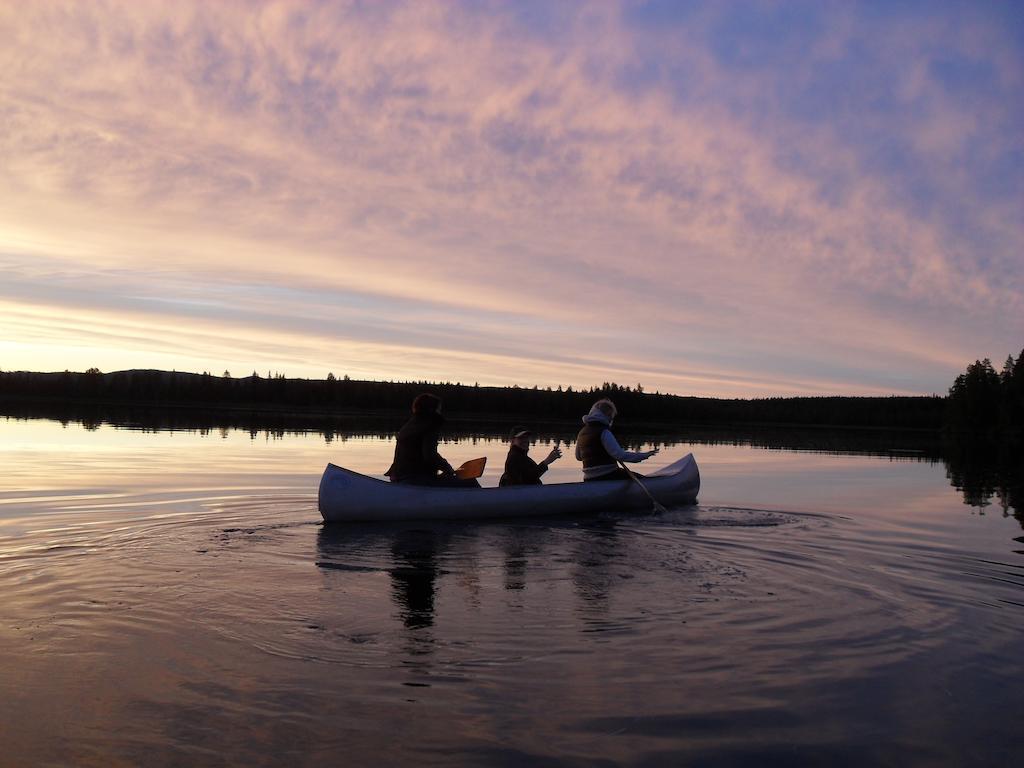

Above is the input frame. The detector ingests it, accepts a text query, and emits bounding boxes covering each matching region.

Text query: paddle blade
[455,456,487,479]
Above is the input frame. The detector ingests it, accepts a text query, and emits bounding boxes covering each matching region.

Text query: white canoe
[318,453,700,523]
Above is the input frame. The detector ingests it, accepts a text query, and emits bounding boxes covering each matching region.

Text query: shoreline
[0,393,944,434]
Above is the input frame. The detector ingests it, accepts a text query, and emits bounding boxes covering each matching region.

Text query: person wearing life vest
[574,398,658,481]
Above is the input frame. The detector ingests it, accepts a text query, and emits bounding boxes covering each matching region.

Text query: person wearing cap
[498,426,563,486]
[575,398,658,481]
[386,393,480,487]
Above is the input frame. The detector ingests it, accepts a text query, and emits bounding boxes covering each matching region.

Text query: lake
[1,415,1021,766]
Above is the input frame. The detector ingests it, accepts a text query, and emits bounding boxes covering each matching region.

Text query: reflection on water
[571,521,621,616]
[390,530,441,630]
[1,416,1023,765]
[306,505,1023,763]
[1,400,948,455]
[501,525,548,592]
[943,436,1024,527]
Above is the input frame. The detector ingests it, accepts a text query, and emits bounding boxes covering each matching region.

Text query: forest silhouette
[0,367,944,431]
[944,351,1024,436]
[940,348,1024,525]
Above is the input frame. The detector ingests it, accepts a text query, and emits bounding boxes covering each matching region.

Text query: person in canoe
[575,398,658,481]
[498,425,563,486]
[386,393,480,487]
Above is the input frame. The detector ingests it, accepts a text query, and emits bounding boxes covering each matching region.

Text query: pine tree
[946,358,1001,433]
[1005,349,1024,432]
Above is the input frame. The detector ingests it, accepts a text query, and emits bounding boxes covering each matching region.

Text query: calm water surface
[1,418,1021,767]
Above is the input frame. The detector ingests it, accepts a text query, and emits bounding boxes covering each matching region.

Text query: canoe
[318,453,700,523]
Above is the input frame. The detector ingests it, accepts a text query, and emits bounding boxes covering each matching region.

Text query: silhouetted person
[499,425,562,486]
[386,393,479,487]
[575,398,657,481]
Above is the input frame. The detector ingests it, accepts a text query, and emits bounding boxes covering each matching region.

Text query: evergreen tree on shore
[1002,351,1024,431]
[945,349,1024,435]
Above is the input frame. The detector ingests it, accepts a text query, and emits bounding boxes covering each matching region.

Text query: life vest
[575,421,614,468]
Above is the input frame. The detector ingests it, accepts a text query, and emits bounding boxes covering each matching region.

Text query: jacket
[499,443,548,486]
[386,412,452,483]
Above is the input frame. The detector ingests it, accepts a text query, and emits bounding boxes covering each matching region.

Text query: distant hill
[0,368,946,431]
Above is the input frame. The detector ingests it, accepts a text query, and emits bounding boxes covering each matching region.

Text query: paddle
[618,460,668,514]
[455,456,487,480]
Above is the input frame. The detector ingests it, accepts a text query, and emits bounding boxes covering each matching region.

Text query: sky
[1,1,1021,398]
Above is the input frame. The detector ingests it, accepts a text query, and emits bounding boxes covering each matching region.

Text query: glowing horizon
[1,2,1021,398]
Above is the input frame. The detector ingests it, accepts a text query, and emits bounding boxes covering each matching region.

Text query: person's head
[509,425,532,449]
[589,398,617,422]
[411,392,442,415]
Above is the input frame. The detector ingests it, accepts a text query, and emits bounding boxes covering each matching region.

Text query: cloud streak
[0,1,1020,397]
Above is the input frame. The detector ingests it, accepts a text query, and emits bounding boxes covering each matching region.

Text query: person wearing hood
[574,398,658,481]
[386,393,479,487]
[499,426,562,486]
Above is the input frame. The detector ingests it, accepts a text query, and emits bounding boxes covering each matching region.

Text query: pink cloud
[0,2,1019,396]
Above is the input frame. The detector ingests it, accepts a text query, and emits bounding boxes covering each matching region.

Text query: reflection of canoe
[318,453,700,523]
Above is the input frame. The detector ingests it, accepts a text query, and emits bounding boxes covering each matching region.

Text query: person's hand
[644,447,660,459]
[544,440,562,466]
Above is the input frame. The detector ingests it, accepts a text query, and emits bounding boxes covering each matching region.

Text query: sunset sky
[1,1,1021,398]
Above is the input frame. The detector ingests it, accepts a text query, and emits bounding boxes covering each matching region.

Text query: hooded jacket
[574,403,656,480]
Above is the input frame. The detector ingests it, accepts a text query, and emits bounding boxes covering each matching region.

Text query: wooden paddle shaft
[618,461,668,513]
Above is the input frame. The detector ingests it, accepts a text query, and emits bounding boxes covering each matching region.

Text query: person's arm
[536,443,561,476]
[423,431,454,476]
[601,430,658,463]
[530,456,548,482]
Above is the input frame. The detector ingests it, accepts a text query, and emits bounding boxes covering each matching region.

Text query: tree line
[945,349,1024,436]
[0,367,944,430]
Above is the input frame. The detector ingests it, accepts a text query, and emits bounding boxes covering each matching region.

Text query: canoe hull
[318,453,700,523]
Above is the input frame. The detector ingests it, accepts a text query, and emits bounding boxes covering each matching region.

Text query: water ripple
[2,485,1022,766]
